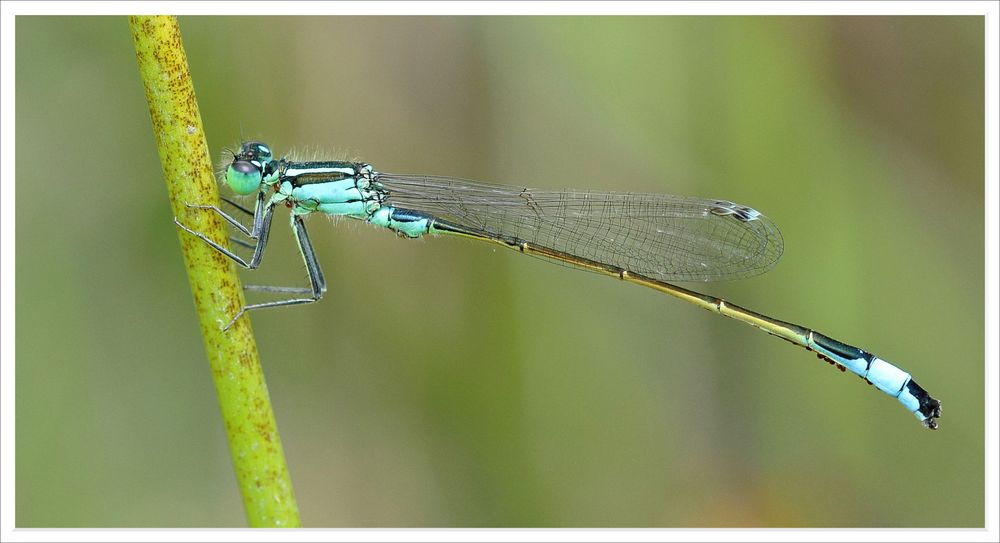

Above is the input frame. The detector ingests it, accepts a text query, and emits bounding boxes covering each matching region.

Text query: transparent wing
[376,173,783,282]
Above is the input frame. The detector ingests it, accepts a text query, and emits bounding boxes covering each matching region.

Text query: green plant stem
[129,15,300,527]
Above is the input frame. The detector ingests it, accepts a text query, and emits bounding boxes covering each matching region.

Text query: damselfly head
[236,141,273,165]
[225,141,275,195]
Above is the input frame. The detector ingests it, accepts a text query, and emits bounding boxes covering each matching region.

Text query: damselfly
[174,141,941,429]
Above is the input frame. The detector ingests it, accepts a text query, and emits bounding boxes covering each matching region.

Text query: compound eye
[226,160,263,195]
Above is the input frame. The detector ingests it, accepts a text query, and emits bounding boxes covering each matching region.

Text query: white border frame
[1,2,996,542]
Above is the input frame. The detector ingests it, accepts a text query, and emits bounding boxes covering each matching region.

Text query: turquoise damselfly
[174,141,941,429]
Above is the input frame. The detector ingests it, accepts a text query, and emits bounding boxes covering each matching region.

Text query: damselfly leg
[175,192,327,330]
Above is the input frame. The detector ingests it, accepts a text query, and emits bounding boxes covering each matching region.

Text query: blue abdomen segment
[368,207,431,238]
[809,333,940,425]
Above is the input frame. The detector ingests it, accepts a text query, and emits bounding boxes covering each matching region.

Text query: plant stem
[129,15,300,527]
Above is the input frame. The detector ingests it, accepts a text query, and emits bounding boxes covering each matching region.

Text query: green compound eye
[226,160,263,195]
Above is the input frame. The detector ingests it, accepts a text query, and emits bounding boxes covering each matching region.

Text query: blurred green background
[15,16,984,527]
